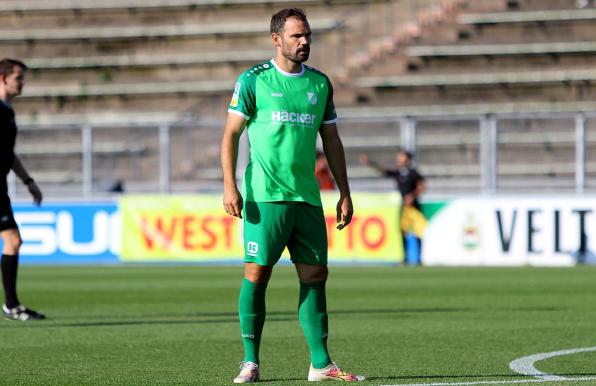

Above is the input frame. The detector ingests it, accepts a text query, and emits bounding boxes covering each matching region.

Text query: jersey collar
[271,58,305,77]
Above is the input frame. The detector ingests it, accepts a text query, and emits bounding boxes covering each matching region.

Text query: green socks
[238,279,331,368]
[238,278,267,364]
[298,281,332,369]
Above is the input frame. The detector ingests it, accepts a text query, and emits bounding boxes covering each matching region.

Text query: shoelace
[327,363,357,379]
[328,364,340,373]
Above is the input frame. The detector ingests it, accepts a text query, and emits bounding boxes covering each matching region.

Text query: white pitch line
[509,346,596,380]
[382,345,596,386]
[381,375,596,386]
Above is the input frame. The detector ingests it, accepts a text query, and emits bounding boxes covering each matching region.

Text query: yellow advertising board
[120,193,402,262]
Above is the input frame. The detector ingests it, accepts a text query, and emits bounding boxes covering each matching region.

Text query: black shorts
[0,195,18,232]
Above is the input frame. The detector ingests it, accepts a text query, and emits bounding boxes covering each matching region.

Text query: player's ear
[271,32,282,46]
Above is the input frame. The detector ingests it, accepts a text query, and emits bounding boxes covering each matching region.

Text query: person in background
[315,150,336,191]
[0,58,45,321]
[360,148,426,264]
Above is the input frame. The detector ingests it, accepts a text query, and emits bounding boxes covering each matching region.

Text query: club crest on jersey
[307,92,318,105]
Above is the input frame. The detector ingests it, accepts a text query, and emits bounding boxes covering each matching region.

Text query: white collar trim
[271,58,304,77]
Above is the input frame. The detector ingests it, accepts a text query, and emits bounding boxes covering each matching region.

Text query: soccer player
[0,58,45,321]
[221,8,365,383]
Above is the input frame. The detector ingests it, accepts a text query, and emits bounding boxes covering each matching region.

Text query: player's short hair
[270,8,308,35]
[0,58,28,77]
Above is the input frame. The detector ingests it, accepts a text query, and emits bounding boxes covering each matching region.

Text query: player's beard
[282,45,310,64]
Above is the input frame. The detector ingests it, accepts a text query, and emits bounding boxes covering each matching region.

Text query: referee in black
[0,58,45,321]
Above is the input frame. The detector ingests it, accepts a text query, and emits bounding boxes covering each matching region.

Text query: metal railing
[9,109,596,199]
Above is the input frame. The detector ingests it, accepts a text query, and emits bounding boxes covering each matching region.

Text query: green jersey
[228,59,337,206]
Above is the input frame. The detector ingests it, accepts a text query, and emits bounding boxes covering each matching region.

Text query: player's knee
[298,265,328,283]
[3,233,22,254]
[245,264,272,284]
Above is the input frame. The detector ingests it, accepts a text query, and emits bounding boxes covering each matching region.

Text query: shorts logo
[230,82,241,107]
[307,92,318,105]
[247,241,259,256]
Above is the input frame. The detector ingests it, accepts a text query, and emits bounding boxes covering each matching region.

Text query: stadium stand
[0,0,391,13]
[4,0,596,196]
[0,20,343,42]
[457,8,596,24]
[341,0,596,192]
[25,50,273,69]
[406,41,596,57]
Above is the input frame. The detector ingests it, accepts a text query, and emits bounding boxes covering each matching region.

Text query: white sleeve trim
[228,109,251,120]
[322,117,338,124]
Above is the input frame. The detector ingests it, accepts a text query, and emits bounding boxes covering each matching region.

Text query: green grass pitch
[1,265,595,385]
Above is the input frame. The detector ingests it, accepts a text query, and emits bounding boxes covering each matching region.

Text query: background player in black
[360,149,425,262]
[0,58,44,321]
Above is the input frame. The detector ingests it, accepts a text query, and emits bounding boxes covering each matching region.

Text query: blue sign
[6,202,120,264]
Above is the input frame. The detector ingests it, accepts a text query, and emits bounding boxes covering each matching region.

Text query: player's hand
[223,187,243,219]
[336,195,353,230]
[27,181,42,206]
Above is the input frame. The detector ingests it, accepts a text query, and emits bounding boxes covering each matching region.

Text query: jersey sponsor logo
[230,82,241,107]
[271,92,283,97]
[307,92,318,105]
[242,333,255,338]
[271,110,317,125]
[247,241,259,256]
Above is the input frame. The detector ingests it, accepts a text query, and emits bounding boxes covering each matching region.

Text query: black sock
[1,254,20,308]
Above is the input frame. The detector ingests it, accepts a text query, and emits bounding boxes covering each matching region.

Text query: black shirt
[385,167,424,210]
[0,101,17,195]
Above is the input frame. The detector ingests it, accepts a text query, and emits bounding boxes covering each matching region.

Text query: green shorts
[243,201,328,267]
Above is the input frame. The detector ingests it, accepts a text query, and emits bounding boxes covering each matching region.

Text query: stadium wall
[9,193,402,265]
[7,194,595,266]
[423,196,596,266]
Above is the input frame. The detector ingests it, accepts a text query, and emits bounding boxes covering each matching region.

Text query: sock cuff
[1,254,18,259]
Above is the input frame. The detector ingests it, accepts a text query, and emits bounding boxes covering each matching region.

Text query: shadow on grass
[0,305,565,329]
[0,306,467,328]
[263,372,596,383]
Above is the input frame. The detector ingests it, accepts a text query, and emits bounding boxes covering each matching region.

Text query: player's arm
[359,154,390,175]
[319,122,352,230]
[12,154,42,206]
[221,113,247,219]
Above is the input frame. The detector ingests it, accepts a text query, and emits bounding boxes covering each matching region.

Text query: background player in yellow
[221,8,365,383]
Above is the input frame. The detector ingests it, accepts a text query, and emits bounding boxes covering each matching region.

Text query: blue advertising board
[7,202,120,264]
